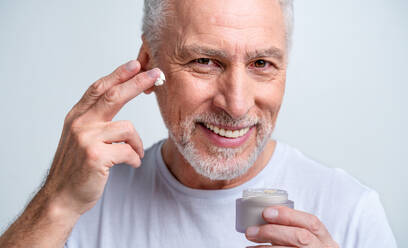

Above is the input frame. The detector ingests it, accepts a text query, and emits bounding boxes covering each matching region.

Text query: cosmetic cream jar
[236,189,294,233]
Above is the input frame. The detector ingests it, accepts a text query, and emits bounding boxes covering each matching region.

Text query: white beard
[168,112,274,181]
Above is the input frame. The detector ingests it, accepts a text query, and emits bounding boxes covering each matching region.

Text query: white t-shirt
[65,140,397,247]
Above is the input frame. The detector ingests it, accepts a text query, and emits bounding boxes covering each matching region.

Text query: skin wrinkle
[175,44,284,66]
[170,45,282,83]
[152,0,287,188]
[246,48,284,65]
[144,0,293,55]
[166,19,286,80]
[184,0,277,31]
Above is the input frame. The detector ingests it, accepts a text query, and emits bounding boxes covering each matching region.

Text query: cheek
[155,71,216,125]
[255,78,285,117]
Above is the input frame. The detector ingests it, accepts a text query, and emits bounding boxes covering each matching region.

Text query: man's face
[153,0,287,180]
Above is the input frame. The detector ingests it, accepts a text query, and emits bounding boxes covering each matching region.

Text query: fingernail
[147,68,161,79]
[125,60,139,72]
[264,207,279,219]
[246,226,259,237]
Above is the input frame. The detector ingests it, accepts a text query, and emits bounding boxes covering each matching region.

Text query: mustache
[192,111,259,128]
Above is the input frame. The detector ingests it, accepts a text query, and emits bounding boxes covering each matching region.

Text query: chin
[170,127,272,181]
[166,110,275,180]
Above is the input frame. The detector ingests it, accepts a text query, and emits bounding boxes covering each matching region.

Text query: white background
[0,0,406,246]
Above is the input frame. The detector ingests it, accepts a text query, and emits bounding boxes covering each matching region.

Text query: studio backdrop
[0,0,406,246]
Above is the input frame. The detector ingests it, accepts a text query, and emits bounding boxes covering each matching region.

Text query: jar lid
[243,188,288,202]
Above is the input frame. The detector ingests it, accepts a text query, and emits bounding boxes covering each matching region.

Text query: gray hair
[142,0,294,56]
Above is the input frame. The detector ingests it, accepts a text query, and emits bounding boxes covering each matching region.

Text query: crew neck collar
[155,140,287,200]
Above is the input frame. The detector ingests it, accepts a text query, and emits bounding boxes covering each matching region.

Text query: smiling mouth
[199,122,251,138]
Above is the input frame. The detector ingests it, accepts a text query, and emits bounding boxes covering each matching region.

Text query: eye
[194,58,214,65]
[253,59,267,68]
[248,59,278,73]
[188,58,222,74]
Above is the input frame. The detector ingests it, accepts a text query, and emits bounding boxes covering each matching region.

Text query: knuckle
[119,121,135,135]
[125,145,135,156]
[295,229,312,245]
[125,72,153,95]
[76,132,87,146]
[104,87,121,104]
[74,131,89,148]
[89,79,106,97]
[70,123,91,145]
[111,67,127,82]
[85,147,101,162]
[309,215,322,233]
[276,206,290,222]
[132,155,141,167]
[129,75,144,90]
[261,225,274,237]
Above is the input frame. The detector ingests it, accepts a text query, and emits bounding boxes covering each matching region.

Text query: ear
[137,36,155,94]
[137,36,152,72]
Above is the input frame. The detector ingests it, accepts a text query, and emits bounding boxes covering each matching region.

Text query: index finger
[262,206,334,245]
[84,68,162,122]
[73,60,141,115]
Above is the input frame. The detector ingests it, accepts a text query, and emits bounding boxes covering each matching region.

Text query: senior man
[0,0,396,247]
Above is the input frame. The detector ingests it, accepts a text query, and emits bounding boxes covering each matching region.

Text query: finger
[72,60,141,116]
[105,143,142,168]
[85,68,162,122]
[246,224,322,247]
[262,206,333,245]
[100,120,144,158]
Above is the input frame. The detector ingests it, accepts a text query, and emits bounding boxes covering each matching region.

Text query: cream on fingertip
[154,70,166,86]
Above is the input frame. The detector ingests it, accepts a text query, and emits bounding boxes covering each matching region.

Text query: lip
[198,123,255,148]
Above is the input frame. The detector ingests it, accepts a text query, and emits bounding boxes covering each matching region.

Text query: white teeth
[239,129,245,136]
[203,123,250,138]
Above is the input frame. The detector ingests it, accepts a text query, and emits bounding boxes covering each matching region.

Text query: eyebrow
[175,44,284,62]
[175,44,229,60]
[246,47,284,62]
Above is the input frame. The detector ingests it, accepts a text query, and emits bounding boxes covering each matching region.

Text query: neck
[161,139,276,190]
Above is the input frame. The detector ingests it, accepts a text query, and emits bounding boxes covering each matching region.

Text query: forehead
[168,0,286,56]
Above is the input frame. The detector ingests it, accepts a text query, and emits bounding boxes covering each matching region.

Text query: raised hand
[44,60,161,215]
[0,60,162,248]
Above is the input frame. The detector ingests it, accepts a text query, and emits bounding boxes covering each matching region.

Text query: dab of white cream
[154,71,166,86]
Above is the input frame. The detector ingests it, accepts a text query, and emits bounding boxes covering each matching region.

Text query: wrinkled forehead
[165,0,287,58]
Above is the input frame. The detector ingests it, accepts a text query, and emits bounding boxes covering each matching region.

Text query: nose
[213,66,255,120]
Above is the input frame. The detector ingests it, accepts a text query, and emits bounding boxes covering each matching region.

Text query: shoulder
[279,142,371,192]
[274,143,397,246]
[274,142,374,212]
